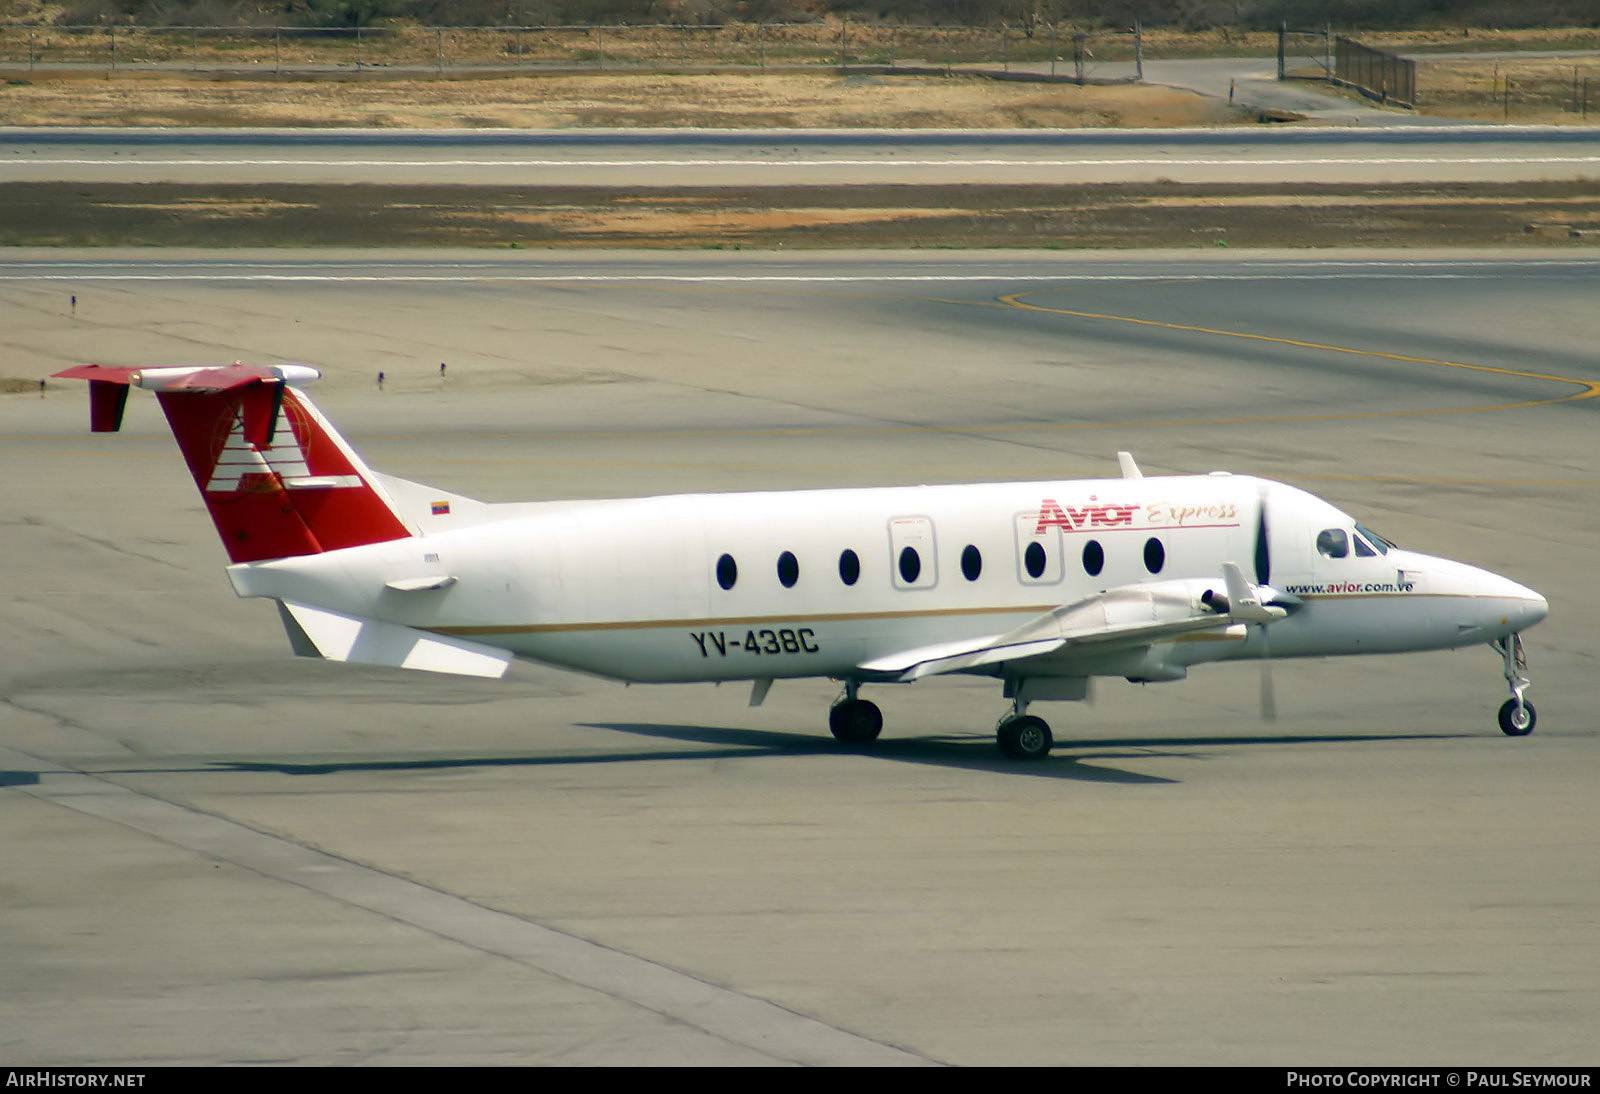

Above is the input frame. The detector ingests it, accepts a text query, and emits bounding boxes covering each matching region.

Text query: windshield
[1354,523,1395,555]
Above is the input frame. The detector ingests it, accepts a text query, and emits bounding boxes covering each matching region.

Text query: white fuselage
[225,473,1547,689]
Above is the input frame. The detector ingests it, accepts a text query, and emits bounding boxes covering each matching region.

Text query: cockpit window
[1355,523,1394,554]
[1353,534,1377,557]
[1316,528,1349,559]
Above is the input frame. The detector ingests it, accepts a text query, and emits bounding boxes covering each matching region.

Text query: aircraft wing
[857,583,1242,682]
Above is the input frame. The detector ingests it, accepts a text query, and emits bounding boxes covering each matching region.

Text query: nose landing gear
[1493,634,1536,736]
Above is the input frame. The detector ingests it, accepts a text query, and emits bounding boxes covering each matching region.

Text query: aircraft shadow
[82,725,1460,786]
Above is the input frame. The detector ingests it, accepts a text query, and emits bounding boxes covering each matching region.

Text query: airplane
[54,362,1549,760]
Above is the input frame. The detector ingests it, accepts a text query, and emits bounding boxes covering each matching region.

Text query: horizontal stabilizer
[277,600,512,679]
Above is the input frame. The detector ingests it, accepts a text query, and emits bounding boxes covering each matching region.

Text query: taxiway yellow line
[995,290,1600,413]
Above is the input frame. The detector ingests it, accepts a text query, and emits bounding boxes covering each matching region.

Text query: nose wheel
[1497,697,1536,736]
[1493,634,1536,737]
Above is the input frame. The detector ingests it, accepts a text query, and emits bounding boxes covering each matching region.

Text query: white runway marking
[0,744,933,1067]
[9,156,1600,168]
[0,270,1580,284]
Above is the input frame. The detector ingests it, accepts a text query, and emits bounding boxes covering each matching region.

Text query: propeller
[1220,563,1285,722]
[1253,486,1275,720]
[1203,489,1295,720]
[1258,625,1277,721]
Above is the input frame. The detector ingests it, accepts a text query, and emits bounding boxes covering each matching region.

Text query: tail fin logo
[205,404,361,494]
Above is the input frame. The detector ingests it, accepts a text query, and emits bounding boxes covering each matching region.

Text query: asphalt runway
[2,249,1598,1065]
[6,125,1600,185]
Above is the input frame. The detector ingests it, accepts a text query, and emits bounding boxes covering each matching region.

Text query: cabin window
[1082,539,1105,577]
[899,546,922,584]
[839,548,860,586]
[889,515,937,589]
[716,553,738,590]
[1013,513,1062,585]
[960,544,982,582]
[1023,541,1047,579]
[1316,528,1349,559]
[1143,537,1165,574]
[777,551,799,588]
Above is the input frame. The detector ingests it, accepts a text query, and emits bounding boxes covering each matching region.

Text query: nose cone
[1469,568,1547,640]
[1412,554,1547,643]
[1503,579,1549,633]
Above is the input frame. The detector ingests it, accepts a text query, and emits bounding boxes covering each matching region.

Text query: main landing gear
[996,712,1054,761]
[828,681,883,744]
[828,683,1054,759]
[1493,633,1536,737]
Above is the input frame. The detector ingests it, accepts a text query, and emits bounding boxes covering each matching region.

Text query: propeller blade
[1254,485,1272,586]
[1259,625,1277,722]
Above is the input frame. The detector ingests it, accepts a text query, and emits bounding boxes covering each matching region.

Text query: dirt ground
[4,180,1598,251]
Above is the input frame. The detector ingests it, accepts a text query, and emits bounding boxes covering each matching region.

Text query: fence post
[356,26,362,71]
[436,27,443,76]
[274,25,280,75]
[1277,21,1285,80]
[108,26,115,72]
[1074,33,1083,83]
[839,16,846,69]
[758,22,765,68]
[192,27,198,72]
[1049,22,1056,77]
[888,25,895,67]
[1001,24,1008,72]
[30,25,35,73]
[1134,21,1143,81]
[943,25,950,75]
[597,24,604,70]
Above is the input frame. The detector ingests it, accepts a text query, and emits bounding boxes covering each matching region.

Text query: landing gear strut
[996,698,1053,761]
[1493,633,1536,737]
[829,680,882,743]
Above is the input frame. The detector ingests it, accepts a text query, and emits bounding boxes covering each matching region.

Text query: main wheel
[997,715,1053,760]
[829,698,883,743]
[1498,698,1536,737]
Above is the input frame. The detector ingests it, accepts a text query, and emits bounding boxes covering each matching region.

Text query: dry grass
[0,70,1242,129]
[1417,54,1600,122]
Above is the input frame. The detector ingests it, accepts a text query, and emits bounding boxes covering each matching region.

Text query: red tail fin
[55,365,411,563]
